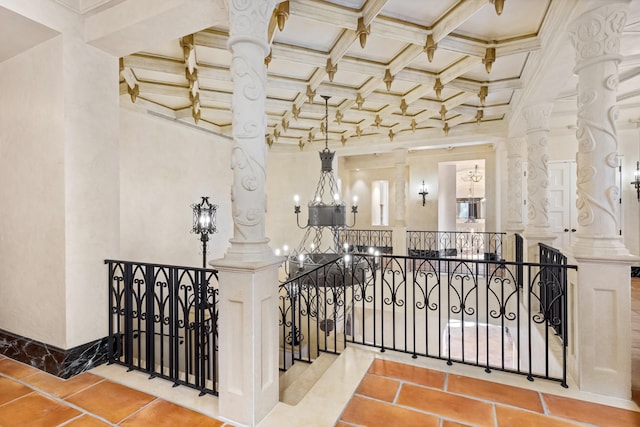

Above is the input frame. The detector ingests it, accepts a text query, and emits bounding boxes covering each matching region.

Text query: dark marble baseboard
[0,329,108,379]
[632,266,640,277]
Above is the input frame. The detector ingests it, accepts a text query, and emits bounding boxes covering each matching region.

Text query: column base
[571,235,635,260]
[570,258,634,399]
[211,258,282,426]
[217,238,276,265]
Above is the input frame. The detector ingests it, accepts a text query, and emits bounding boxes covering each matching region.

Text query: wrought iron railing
[515,233,524,288]
[279,250,575,387]
[337,229,393,253]
[407,230,505,261]
[538,243,568,344]
[106,260,218,396]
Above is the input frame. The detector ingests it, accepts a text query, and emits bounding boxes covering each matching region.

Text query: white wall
[119,108,234,267]
[0,37,67,346]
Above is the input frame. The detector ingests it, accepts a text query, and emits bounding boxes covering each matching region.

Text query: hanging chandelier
[289,95,358,274]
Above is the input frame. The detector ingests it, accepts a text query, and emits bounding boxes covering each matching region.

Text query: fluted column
[506,136,525,233]
[523,103,556,257]
[570,0,630,257]
[224,0,276,262]
[566,0,635,400]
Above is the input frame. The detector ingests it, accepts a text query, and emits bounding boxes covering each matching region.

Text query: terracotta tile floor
[0,355,228,427]
[337,358,640,427]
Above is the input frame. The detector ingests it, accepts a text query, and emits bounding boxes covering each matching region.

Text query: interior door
[548,161,577,251]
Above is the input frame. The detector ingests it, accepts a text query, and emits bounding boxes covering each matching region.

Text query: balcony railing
[106,260,219,396]
[407,230,505,261]
[278,243,575,387]
[337,229,393,254]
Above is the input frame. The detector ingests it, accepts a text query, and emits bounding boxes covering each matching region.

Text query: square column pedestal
[569,256,634,399]
[212,258,282,426]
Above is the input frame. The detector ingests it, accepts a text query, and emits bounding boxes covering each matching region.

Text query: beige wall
[119,108,234,267]
[0,37,67,346]
[266,149,320,253]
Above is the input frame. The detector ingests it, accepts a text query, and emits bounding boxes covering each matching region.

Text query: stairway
[279,353,339,405]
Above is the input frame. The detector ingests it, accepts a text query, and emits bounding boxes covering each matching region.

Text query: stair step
[279,353,339,405]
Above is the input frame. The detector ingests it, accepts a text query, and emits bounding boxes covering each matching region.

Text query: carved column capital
[227,0,276,55]
[393,147,407,164]
[569,1,629,73]
[523,103,553,133]
[507,136,525,159]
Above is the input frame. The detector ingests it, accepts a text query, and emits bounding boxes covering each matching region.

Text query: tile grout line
[116,397,161,425]
[392,378,403,404]
[0,372,117,426]
[539,390,549,416]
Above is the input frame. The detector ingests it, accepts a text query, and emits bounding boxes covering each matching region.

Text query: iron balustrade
[407,230,505,261]
[106,260,219,396]
[538,243,568,344]
[278,248,575,387]
[515,233,524,288]
[337,229,393,254]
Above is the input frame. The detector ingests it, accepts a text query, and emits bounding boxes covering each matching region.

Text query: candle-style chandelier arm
[293,194,308,229]
[345,201,358,227]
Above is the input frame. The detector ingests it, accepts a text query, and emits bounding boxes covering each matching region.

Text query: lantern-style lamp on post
[191,196,218,268]
[419,180,428,206]
[632,161,640,201]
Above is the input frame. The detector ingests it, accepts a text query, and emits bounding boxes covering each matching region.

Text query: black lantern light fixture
[191,196,218,268]
[418,180,428,206]
[290,95,358,271]
[632,161,640,201]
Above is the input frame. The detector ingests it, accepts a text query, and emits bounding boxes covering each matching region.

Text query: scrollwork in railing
[486,265,518,321]
[449,260,478,316]
[407,231,506,261]
[338,229,393,252]
[380,256,406,307]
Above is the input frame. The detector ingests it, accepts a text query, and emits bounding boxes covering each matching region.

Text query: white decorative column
[567,0,636,400]
[438,164,457,233]
[571,0,629,258]
[393,148,407,227]
[223,0,276,263]
[392,148,408,255]
[506,136,525,233]
[523,103,556,260]
[212,1,280,426]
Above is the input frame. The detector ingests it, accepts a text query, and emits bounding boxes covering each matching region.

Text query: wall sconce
[632,161,640,201]
[419,180,428,206]
[191,196,218,268]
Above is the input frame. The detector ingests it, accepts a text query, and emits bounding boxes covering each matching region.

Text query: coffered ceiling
[117,0,640,153]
